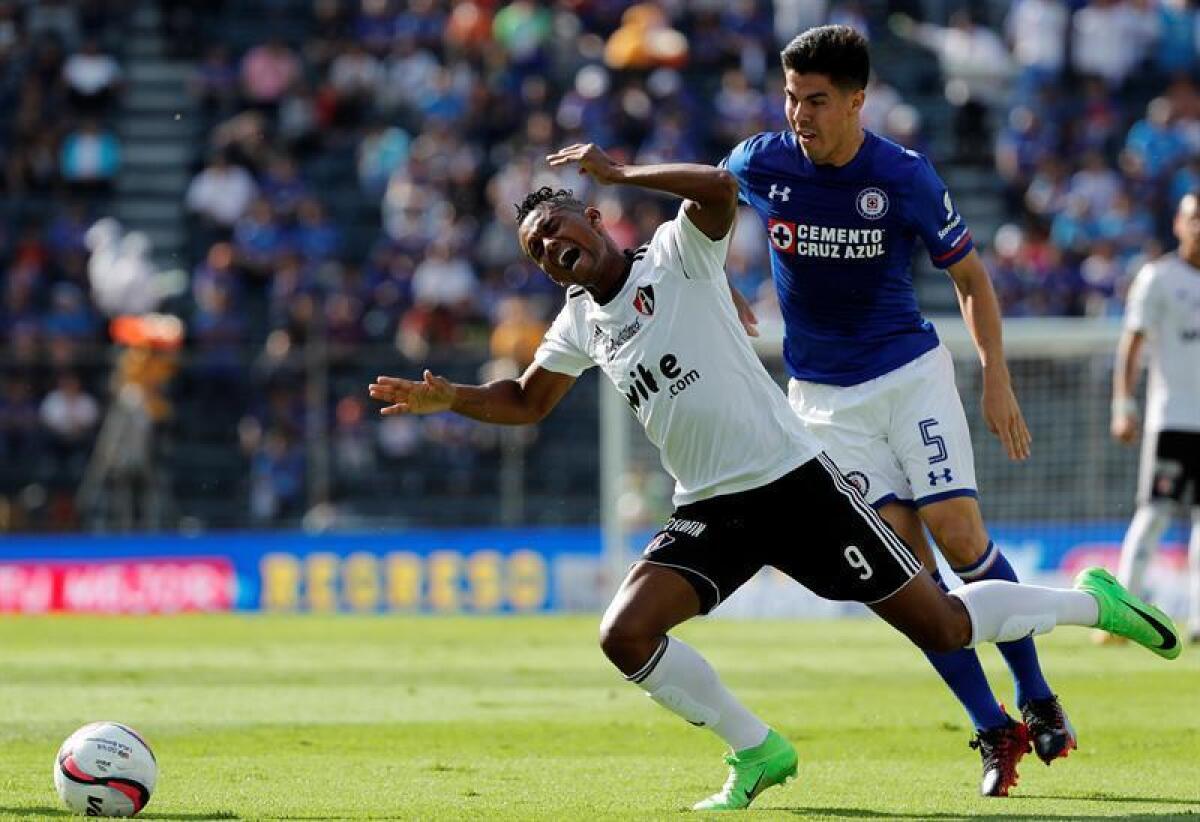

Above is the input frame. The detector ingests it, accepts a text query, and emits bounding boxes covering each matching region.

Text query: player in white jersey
[1108,191,1200,645]
[368,144,1179,811]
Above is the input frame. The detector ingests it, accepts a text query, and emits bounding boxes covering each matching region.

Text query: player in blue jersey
[721,25,1068,797]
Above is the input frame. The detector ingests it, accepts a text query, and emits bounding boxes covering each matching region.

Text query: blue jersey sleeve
[718,139,753,207]
[906,156,973,269]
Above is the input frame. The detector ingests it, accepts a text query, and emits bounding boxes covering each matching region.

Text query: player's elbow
[713,169,739,204]
[526,396,555,424]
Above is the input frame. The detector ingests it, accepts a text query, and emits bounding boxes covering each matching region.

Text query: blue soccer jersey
[722,129,973,386]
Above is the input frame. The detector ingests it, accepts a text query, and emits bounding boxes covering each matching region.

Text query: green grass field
[0,615,1197,820]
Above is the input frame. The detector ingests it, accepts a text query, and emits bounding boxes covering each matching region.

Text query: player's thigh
[766,455,923,605]
[788,378,911,507]
[888,346,979,508]
[601,560,702,642]
[631,500,764,616]
[1140,429,1200,507]
[868,569,971,652]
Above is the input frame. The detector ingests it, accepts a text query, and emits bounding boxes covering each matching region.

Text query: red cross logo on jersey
[633,285,655,316]
[767,218,796,252]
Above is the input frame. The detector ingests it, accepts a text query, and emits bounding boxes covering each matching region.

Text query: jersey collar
[790,129,875,177]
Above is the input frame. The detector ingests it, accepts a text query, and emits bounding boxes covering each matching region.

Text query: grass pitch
[0,614,1197,820]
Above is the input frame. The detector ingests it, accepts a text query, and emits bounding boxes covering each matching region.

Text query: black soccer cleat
[1020,695,1077,765]
[969,717,1031,797]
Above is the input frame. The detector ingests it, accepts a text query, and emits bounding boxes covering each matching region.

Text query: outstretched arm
[946,249,1031,461]
[546,143,738,242]
[546,143,756,333]
[369,364,576,426]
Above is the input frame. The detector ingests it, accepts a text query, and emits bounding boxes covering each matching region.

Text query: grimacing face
[783,69,864,164]
[519,204,608,288]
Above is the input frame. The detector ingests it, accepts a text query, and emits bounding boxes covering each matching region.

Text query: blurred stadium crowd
[1,0,1198,530]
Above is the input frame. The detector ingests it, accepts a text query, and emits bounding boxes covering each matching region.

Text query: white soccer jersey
[1124,253,1200,432]
[534,207,821,505]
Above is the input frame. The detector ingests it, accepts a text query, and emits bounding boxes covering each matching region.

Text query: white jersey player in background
[369,144,1179,812]
[1109,191,1200,645]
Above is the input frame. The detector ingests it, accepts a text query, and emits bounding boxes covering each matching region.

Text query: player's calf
[869,571,973,653]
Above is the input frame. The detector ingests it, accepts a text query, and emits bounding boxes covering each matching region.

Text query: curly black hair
[514,186,585,225]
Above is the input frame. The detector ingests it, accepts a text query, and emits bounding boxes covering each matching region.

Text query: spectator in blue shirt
[1124,97,1189,181]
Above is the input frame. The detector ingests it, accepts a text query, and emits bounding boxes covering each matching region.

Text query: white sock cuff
[626,637,669,684]
[947,587,980,648]
[952,541,999,582]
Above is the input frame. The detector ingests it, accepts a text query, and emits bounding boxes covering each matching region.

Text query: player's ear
[850,88,865,113]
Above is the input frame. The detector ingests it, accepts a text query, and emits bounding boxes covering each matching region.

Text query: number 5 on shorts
[844,545,873,579]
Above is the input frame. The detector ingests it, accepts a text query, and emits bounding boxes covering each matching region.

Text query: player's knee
[931,520,987,567]
[598,614,658,673]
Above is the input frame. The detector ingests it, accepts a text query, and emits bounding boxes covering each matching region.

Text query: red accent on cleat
[971,717,1032,797]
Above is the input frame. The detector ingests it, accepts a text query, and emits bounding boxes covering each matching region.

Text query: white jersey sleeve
[533,298,594,377]
[1123,263,1160,334]
[656,205,733,283]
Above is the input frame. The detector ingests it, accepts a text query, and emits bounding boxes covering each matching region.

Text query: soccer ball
[54,722,157,817]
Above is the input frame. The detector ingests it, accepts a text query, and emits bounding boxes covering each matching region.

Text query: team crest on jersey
[767,218,795,252]
[856,187,889,220]
[633,285,655,316]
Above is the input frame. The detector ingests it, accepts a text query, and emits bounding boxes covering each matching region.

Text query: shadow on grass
[1018,791,1200,805]
[777,806,1200,820]
[0,809,239,820]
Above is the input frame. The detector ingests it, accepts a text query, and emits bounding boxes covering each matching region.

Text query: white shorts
[787,344,978,509]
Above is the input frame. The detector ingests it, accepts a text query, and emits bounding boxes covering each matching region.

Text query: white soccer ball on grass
[54,722,157,817]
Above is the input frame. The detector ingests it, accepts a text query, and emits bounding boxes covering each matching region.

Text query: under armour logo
[768,184,790,202]
[928,468,953,487]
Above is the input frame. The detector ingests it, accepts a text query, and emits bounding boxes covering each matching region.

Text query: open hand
[369,371,455,415]
[546,143,624,185]
[982,376,1031,461]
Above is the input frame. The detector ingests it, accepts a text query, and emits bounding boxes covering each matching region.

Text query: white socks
[629,636,769,752]
[950,580,1100,647]
[1118,503,1172,595]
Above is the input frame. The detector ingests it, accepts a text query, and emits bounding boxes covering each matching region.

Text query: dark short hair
[780,25,870,91]
[514,186,585,226]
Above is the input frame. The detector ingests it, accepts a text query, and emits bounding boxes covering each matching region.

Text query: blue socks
[953,542,1054,708]
[922,570,1008,730]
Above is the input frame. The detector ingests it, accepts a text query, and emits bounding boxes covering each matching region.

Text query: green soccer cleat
[1074,567,1181,660]
[691,729,797,811]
